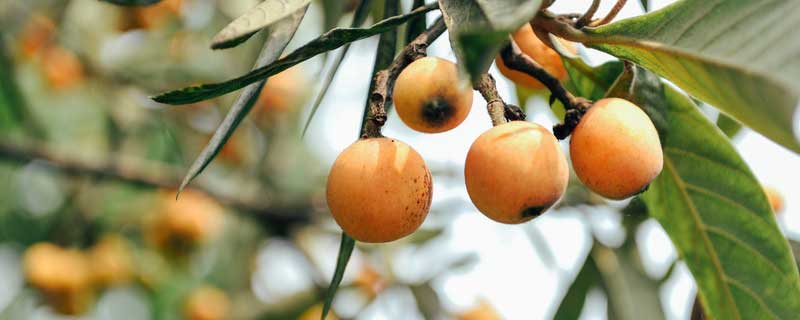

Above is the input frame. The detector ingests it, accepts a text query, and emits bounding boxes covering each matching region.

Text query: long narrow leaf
[554,255,600,320]
[211,0,312,49]
[321,234,355,320]
[177,7,307,193]
[152,3,438,105]
[405,0,427,45]
[301,0,374,137]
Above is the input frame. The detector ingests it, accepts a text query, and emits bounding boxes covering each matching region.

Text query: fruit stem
[474,74,525,126]
[575,0,601,28]
[361,17,447,138]
[590,0,628,27]
[499,40,592,139]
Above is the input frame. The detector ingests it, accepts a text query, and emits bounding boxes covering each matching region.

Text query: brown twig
[361,17,447,138]
[575,0,601,28]
[499,41,592,139]
[590,0,628,27]
[0,140,309,227]
[473,74,525,126]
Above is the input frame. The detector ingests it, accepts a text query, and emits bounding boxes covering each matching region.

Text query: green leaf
[438,0,542,83]
[177,8,306,193]
[639,0,649,12]
[320,0,346,31]
[642,85,800,319]
[99,0,161,6]
[717,113,743,138]
[410,283,444,319]
[211,0,311,49]
[563,58,623,101]
[554,254,600,320]
[790,240,800,267]
[153,3,438,105]
[405,0,428,45]
[580,0,800,152]
[0,38,25,132]
[593,242,666,320]
[322,234,355,320]
[567,57,800,319]
[301,0,374,137]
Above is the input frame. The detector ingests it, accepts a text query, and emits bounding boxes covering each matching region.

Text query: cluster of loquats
[22,235,134,315]
[17,14,84,90]
[326,26,663,243]
[22,189,229,316]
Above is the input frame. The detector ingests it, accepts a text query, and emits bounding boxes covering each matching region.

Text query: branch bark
[575,0,601,28]
[590,0,628,27]
[361,17,447,138]
[0,140,309,227]
[498,40,592,139]
[473,74,525,126]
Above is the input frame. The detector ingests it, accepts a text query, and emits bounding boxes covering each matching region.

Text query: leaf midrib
[583,34,796,95]
[663,155,741,320]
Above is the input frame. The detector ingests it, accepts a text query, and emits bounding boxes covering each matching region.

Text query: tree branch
[361,17,447,138]
[590,0,627,27]
[0,140,309,227]
[575,0,601,28]
[498,41,592,139]
[473,74,525,126]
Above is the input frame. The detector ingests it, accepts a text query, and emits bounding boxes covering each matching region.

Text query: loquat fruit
[570,98,663,199]
[495,24,575,90]
[130,0,183,30]
[393,57,473,133]
[88,234,134,287]
[23,243,91,293]
[183,286,230,320]
[457,299,502,320]
[763,185,784,214]
[22,243,94,315]
[256,67,307,115]
[41,46,84,89]
[17,14,55,59]
[326,137,432,242]
[465,121,569,223]
[147,189,225,251]
[354,264,387,299]
[298,303,339,320]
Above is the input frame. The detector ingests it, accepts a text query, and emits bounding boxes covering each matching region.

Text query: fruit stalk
[575,0,601,28]
[473,74,525,126]
[499,41,592,139]
[361,17,447,138]
[590,0,628,27]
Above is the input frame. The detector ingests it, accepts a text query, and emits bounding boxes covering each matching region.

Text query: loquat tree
[0,0,799,319]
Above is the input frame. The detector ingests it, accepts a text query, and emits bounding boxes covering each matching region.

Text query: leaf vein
[723,276,781,320]
[663,156,741,319]
[705,225,791,280]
